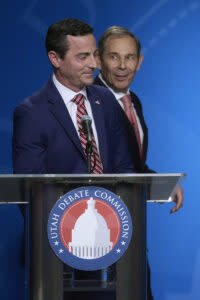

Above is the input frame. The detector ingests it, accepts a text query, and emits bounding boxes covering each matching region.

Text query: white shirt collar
[98,73,130,101]
[52,73,87,104]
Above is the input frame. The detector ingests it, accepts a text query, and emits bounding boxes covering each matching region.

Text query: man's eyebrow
[106,51,118,55]
[76,49,98,55]
[76,52,90,56]
[106,52,137,56]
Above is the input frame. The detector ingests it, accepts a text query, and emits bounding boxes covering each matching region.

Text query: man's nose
[88,55,97,69]
[118,58,126,69]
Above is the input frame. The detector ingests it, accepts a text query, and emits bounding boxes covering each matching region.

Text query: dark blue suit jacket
[12,78,135,174]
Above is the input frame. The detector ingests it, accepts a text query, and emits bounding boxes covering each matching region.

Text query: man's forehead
[105,35,137,49]
[66,34,96,52]
[67,34,95,43]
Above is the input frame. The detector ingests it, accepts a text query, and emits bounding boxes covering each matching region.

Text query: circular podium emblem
[47,186,132,270]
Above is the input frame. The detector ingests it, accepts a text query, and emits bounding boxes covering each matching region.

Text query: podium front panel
[0,174,185,300]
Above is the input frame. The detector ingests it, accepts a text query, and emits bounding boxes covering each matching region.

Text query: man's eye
[127,55,136,60]
[110,55,117,60]
[79,55,87,60]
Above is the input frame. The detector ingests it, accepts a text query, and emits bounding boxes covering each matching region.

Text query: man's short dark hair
[98,26,141,59]
[45,18,93,59]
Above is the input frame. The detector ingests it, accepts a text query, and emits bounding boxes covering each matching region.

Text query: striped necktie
[120,94,143,159]
[73,94,103,174]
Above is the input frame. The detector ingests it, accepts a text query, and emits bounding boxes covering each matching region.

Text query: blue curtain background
[0,0,199,299]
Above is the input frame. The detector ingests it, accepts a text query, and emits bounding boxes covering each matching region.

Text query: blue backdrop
[0,0,200,299]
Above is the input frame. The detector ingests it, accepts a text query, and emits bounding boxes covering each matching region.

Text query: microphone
[81,115,93,143]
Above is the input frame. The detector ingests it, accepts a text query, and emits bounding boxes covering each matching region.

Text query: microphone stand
[85,141,93,174]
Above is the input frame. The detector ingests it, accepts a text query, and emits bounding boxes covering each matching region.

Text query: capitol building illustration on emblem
[69,197,113,259]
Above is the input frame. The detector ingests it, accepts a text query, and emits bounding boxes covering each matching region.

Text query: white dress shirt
[52,74,100,151]
[98,73,144,145]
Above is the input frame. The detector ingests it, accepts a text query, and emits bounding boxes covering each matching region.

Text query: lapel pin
[95,100,100,105]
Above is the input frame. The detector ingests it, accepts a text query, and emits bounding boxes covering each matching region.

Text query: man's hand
[170,187,184,214]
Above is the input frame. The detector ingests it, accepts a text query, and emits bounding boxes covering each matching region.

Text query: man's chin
[112,83,129,93]
[83,78,94,86]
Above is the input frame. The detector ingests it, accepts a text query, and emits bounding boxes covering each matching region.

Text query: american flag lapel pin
[95,100,100,105]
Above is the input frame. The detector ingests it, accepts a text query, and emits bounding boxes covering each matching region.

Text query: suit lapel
[94,75,105,87]
[86,86,108,169]
[46,79,85,157]
[130,92,148,163]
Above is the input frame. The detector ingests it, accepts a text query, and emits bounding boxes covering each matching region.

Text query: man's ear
[136,54,144,71]
[95,51,102,70]
[48,51,61,68]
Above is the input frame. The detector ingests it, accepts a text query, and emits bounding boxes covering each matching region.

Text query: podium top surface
[0,172,186,181]
[0,173,186,203]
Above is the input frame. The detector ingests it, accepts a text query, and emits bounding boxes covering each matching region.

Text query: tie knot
[120,94,132,108]
[73,93,85,106]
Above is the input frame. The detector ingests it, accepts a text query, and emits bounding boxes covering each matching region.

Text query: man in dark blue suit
[95,26,183,211]
[12,19,134,174]
[12,19,135,300]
